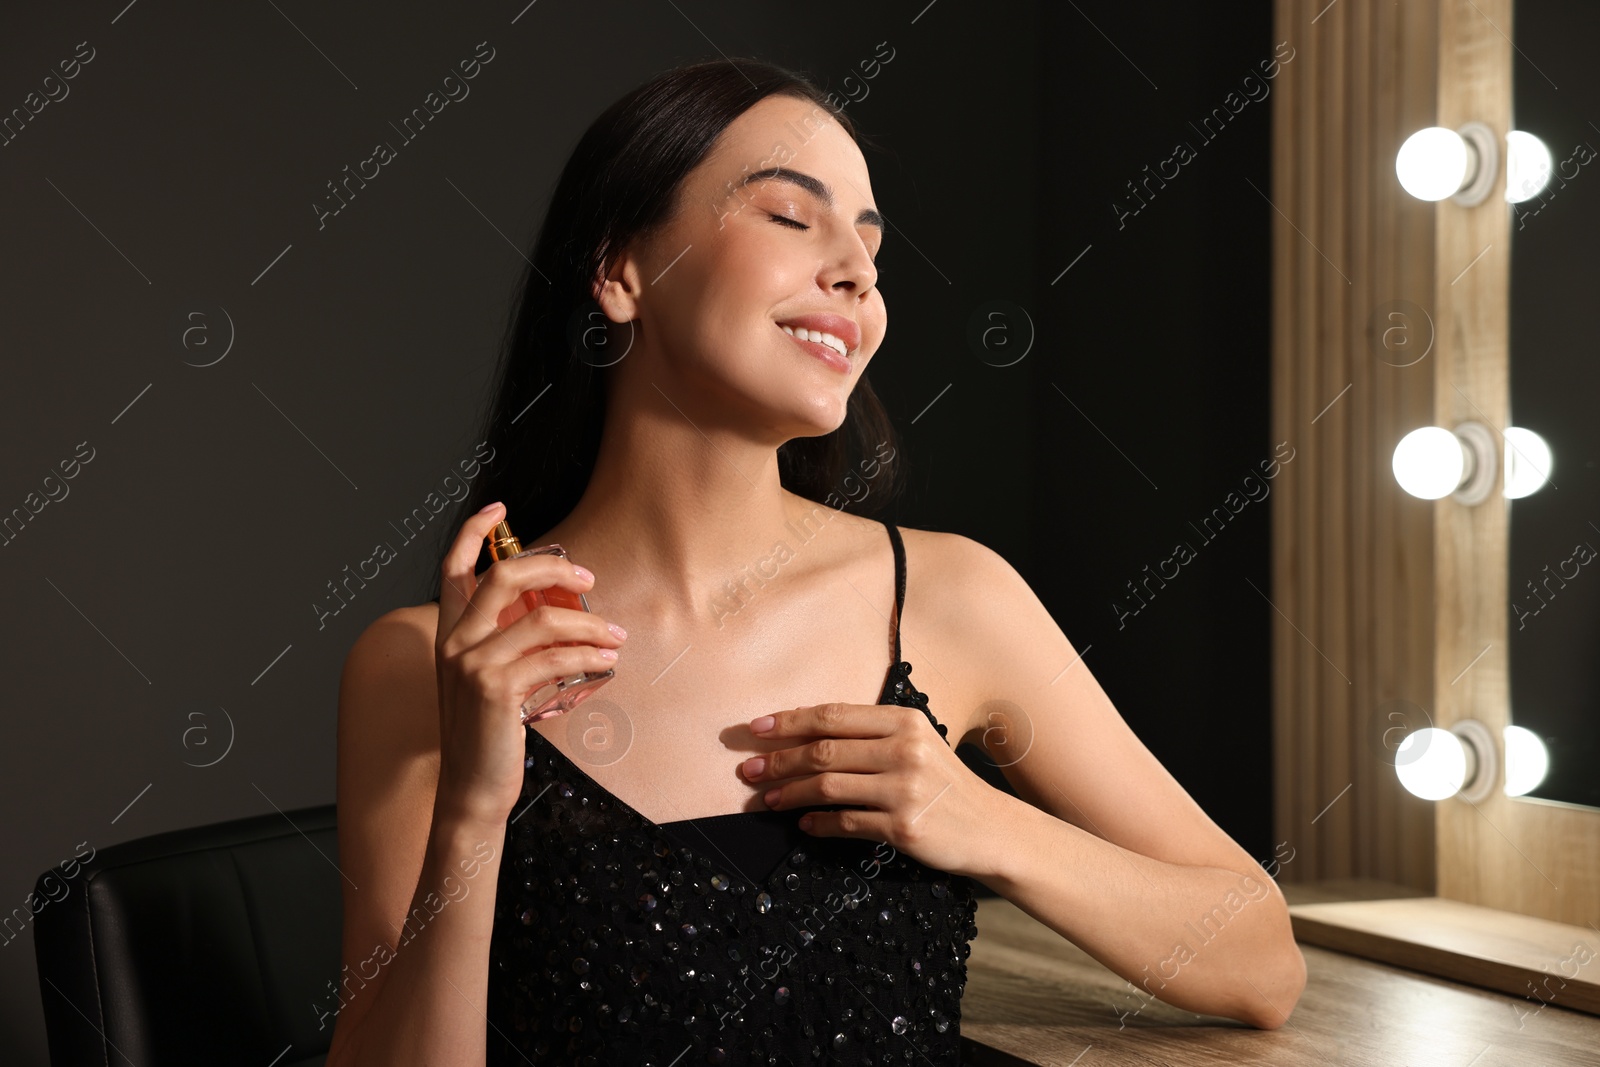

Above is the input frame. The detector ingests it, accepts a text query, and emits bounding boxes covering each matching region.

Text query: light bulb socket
[1450,719,1499,803]
[1451,420,1498,505]
[1451,121,1500,206]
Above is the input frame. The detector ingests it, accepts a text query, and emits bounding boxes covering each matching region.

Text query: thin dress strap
[886,521,907,664]
[880,521,949,743]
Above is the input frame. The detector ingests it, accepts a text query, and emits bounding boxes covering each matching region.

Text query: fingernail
[751,715,775,734]
[477,500,503,514]
[573,564,594,582]
[744,756,766,778]
[764,787,781,807]
[608,622,628,639]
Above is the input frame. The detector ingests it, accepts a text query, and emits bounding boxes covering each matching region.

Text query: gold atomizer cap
[487,520,522,561]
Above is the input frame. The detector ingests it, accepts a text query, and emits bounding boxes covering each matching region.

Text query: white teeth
[780,324,848,358]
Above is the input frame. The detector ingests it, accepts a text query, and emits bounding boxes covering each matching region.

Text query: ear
[592,248,647,324]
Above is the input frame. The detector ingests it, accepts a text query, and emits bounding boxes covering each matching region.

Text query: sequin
[483,522,978,1064]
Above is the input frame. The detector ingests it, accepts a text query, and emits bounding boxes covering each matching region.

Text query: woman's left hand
[742,702,1006,880]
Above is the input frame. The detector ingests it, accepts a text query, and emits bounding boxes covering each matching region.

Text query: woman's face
[601,93,886,442]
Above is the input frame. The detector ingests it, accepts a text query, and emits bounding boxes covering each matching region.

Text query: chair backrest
[32,804,341,1067]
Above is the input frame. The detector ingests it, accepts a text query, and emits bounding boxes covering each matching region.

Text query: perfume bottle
[486,519,614,724]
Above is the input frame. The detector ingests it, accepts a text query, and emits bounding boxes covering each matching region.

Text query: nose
[829,243,878,300]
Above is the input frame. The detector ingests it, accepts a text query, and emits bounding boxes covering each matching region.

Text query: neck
[541,403,845,630]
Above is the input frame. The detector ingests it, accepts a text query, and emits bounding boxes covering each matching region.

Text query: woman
[327,57,1306,1066]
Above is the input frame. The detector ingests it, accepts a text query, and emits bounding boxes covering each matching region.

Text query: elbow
[1239,941,1307,1030]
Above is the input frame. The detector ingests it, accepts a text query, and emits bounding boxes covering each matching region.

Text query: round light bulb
[1393,426,1465,499]
[1503,725,1550,797]
[1505,131,1554,203]
[1397,127,1471,201]
[1504,426,1552,499]
[1395,727,1468,800]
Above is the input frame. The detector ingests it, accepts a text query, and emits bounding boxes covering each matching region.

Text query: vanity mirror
[1270,0,1600,1012]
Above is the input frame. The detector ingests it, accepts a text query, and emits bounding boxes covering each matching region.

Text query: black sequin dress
[485,522,980,1065]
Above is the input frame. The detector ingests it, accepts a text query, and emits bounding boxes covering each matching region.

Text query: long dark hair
[424,57,905,601]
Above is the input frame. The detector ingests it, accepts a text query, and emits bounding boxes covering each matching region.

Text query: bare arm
[927,532,1307,1029]
[324,503,625,1064]
[978,790,1303,1028]
[323,607,506,1067]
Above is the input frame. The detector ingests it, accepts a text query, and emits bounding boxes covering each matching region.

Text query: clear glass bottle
[486,519,614,724]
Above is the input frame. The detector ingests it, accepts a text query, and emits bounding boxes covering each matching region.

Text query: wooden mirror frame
[1268,0,1599,988]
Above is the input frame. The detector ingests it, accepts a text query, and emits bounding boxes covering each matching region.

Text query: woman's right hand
[432,501,627,827]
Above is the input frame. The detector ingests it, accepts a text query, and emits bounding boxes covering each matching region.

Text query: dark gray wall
[1,1,1275,1061]
[1024,1,1280,869]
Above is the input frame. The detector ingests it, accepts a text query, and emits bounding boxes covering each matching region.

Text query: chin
[775,396,850,440]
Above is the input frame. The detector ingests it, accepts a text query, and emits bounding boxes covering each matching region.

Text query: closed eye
[768,212,881,269]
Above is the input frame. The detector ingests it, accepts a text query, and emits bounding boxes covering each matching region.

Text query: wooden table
[958,887,1600,1066]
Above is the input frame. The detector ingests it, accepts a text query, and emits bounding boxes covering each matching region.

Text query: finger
[438,501,507,646]
[749,702,905,742]
[764,770,896,814]
[479,551,603,631]
[448,539,600,656]
[795,807,892,840]
[488,640,622,710]
[742,736,889,784]
[497,603,625,660]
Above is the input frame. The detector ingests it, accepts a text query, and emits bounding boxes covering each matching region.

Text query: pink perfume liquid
[486,521,614,724]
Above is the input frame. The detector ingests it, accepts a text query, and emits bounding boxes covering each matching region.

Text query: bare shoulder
[895,524,1011,577]
[338,603,441,766]
[336,600,442,850]
[340,603,439,695]
[891,525,1034,748]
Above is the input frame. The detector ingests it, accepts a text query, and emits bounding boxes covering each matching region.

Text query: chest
[528,627,906,825]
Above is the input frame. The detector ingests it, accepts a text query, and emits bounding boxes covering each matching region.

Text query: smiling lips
[778,324,851,373]
[775,313,860,374]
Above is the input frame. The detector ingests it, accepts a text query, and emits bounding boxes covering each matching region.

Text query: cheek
[858,300,887,359]
[731,237,811,299]
[686,241,803,348]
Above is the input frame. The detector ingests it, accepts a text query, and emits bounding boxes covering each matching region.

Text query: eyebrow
[737,166,886,234]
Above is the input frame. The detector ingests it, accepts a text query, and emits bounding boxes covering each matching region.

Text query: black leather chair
[33,804,342,1067]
